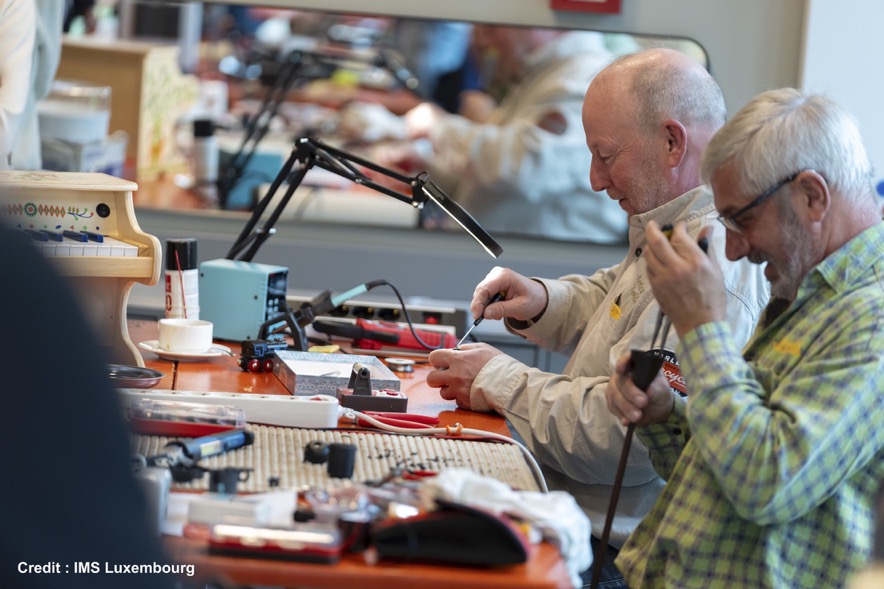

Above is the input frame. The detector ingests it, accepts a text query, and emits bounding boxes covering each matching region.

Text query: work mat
[132,424,541,493]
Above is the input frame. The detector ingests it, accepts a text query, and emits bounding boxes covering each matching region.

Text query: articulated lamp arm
[225,137,502,262]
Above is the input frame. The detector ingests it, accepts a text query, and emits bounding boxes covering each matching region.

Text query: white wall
[801,0,884,199]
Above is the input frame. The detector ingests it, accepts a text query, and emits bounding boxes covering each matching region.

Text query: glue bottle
[165,238,199,319]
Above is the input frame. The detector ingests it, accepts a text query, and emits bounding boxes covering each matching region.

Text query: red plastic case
[127,398,246,437]
[208,523,342,564]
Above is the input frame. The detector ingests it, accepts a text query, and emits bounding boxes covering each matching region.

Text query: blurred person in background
[339,25,628,243]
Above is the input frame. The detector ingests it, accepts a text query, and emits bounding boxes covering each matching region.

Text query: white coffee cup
[157,318,213,353]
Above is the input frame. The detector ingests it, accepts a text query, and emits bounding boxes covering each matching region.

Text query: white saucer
[138,340,232,362]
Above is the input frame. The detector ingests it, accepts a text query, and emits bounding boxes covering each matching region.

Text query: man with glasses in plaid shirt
[606,88,884,587]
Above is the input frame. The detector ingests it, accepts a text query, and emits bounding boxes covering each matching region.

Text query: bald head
[593,48,726,135]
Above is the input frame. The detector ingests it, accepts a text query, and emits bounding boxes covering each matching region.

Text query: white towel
[421,467,592,588]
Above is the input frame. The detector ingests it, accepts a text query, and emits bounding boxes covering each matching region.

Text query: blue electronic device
[219,147,284,210]
[199,259,288,341]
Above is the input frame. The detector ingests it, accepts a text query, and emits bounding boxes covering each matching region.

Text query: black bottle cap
[193,118,215,138]
[166,238,197,271]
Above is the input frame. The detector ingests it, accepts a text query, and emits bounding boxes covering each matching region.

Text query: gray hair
[701,88,873,202]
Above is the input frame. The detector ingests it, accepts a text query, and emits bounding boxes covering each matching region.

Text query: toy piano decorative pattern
[0,171,161,366]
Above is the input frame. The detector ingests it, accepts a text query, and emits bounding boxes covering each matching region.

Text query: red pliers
[355,411,440,429]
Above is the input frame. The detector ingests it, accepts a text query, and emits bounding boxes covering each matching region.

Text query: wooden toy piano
[0,171,161,367]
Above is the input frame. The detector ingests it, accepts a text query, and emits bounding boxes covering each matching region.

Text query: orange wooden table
[128,320,572,589]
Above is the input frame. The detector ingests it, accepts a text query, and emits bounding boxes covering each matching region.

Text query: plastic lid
[166,238,198,270]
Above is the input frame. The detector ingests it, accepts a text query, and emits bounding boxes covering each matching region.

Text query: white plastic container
[37,79,111,143]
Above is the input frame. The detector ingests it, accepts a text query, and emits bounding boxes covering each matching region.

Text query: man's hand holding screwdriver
[467,266,548,324]
[426,266,549,411]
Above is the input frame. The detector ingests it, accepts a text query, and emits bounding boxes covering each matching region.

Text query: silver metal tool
[455,292,504,348]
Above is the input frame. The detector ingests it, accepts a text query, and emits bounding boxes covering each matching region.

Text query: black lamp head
[415,177,503,258]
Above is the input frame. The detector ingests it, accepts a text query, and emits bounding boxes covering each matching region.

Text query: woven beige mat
[132,424,540,493]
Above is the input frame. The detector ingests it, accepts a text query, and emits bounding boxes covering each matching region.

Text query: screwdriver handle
[471,291,505,327]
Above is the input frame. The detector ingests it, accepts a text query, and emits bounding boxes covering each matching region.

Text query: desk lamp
[218,49,419,209]
[201,137,502,343]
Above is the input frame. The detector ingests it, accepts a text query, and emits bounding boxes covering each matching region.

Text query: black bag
[369,500,530,566]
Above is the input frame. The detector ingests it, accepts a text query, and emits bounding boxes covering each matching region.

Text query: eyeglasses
[716,171,801,233]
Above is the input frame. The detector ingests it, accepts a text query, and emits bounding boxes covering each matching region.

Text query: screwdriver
[162,428,255,467]
[455,292,505,349]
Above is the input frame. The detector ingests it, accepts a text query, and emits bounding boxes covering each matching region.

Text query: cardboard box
[57,37,198,181]
[273,351,399,396]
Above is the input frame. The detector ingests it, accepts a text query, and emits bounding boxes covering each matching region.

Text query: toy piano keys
[0,171,161,366]
[22,227,139,257]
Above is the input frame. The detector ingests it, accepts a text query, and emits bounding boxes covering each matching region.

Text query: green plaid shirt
[617,222,884,588]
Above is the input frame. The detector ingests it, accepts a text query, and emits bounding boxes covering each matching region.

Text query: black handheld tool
[589,348,665,587]
[590,229,708,589]
[455,292,505,348]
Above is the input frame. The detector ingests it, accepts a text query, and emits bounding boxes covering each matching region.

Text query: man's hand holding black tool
[643,220,725,339]
[607,354,676,427]
[593,223,714,588]
[469,266,547,325]
[606,222,714,427]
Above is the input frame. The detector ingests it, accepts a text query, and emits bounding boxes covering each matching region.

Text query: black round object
[303,440,330,464]
[107,364,163,388]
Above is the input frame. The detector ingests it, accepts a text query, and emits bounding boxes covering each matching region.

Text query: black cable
[590,231,709,588]
[361,279,449,351]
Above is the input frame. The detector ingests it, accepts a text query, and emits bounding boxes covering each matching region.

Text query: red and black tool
[313,318,457,350]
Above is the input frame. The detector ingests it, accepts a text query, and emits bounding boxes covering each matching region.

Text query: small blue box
[219,148,284,210]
